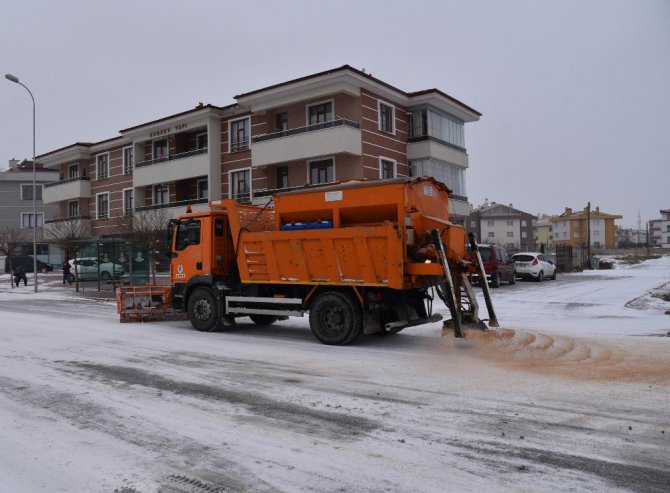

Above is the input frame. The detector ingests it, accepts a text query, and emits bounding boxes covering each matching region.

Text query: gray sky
[2,0,668,228]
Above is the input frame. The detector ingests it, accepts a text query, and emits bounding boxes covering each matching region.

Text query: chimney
[8,158,19,169]
[565,207,572,215]
[595,206,600,213]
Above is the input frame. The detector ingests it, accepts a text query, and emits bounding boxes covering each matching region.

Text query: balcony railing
[135,197,209,212]
[252,119,360,143]
[44,176,90,188]
[44,215,91,224]
[135,148,207,169]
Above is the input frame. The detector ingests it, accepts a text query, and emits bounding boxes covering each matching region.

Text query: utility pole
[586,202,591,269]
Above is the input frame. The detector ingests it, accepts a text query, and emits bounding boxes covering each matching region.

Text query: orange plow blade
[116,286,184,322]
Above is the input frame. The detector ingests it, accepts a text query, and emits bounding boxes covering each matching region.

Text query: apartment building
[466,201,536,252]
[550,206,622,249]
[38,65,481,240]
[649,209,670,248]
[0,159,58,258]
[534,214,555,252]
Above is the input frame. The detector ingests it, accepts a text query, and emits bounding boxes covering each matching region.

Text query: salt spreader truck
[117,177,498,345]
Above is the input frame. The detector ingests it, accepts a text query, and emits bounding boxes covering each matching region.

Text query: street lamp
[5,73,38,292]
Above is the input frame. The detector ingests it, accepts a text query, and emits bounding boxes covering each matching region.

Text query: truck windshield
[175,219,201,251]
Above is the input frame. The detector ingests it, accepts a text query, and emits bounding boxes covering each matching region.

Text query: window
[593,230,600,237]
[594,241,601,247]
[96,193,109,219]
[21,184,42,201]
[123,189,134,215]
[574,232,580,238]
[154,184,169,205]
[380,158,396,179]
[488,232,494,238]
[506,243,515,250]
[21,212,44,228]
[276,112,288,132]
[507,231,514,237]
[96,153,109,180]
[21,243,48,255]
[408,108,465,148]
[309,159,334,185]
[563,232,567,238]
[521,220,527,227]
[507,220,514,226]
[277,166,289,189]
[378,101,395,133]
[409,158,466,197]
[555,233,559,239]
[197,179,208,200]
[230,169,250,201]
[196,133,208,150]
[521,231,527,238]
[68,164,79,179]
[230,118,250,152]
[487,220,494,227]
[153,139,168,160]
[470,220,477,227]
[123,147,134,175]
[176,219,201,251]
[68,200,79,217]
[308,101,333,126]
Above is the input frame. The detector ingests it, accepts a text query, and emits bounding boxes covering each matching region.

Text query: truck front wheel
[309,291,362,345]
[188,287,221,332]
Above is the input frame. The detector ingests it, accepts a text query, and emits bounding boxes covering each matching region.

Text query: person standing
[13,264,27,287]
[62,259,73,284]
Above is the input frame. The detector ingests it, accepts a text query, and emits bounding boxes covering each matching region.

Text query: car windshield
[513,254,535,262]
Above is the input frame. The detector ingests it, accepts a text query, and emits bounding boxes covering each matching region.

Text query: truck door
[172,218,204,283]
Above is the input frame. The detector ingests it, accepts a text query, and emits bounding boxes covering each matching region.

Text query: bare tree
[43,218,90,260]
[114,208,171,284]
[0,226,27,256]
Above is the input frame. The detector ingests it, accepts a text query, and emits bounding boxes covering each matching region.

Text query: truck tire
[250,314,278,325]
[309,291,362,345]
[188,287,221,332]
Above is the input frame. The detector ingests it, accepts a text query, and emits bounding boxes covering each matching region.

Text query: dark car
[468,244,516,288]
[4,255,54,274]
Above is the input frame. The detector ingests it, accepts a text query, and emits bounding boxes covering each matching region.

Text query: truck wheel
[250,314,278,325]
[101,271,111,281]
[188,287,221,332]
[309,291,362,345]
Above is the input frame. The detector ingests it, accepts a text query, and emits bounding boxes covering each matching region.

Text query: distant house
[0,159,58,258]
[466,201,536,252]
[649,209,670,248]
[550,206,622,249]
[533,214,555,253]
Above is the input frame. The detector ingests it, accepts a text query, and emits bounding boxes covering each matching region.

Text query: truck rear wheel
[188,287,221,332]
[309,291,362,345]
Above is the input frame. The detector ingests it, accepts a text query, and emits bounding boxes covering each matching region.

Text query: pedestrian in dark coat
[13,264,27,287]
[62,259,73,284]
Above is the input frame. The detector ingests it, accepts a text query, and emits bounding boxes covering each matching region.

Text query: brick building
[37,65,481,245]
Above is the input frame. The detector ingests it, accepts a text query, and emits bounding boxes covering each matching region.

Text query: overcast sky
[2,0,668,228]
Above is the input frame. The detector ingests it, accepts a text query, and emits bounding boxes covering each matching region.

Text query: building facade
[649,209,670,248]
[0,159,58,259]
[466,201,536,252]
[37,66,481,244]
[550,206,622,249]
[533,214,555,253]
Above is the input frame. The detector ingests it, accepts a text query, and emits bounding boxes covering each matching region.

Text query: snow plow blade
[116,286,184,322]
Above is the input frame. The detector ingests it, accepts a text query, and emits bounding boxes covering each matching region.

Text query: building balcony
[133,148,209,187]
[407,136,469,168]
[43,216,91,238]
[43,177,91,204]
[134,197,210,219]
[251,119,361,167]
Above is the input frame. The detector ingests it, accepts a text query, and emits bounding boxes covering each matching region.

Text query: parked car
[4,255,54,274]
[468,244,516,288]
[511,252,557,282]
[69,257,125,281]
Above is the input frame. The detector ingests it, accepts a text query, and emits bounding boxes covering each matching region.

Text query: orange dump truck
[117,177,497,344]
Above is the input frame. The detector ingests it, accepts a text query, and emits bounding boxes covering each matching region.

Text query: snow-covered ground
[0,257,669,493]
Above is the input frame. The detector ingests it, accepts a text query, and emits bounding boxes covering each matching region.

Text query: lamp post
[5,73,38,292]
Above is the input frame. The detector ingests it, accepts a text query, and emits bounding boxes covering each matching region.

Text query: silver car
[511,252,557,282]
[69,257,125,281]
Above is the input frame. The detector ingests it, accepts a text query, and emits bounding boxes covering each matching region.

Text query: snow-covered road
[0,257,669,492]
